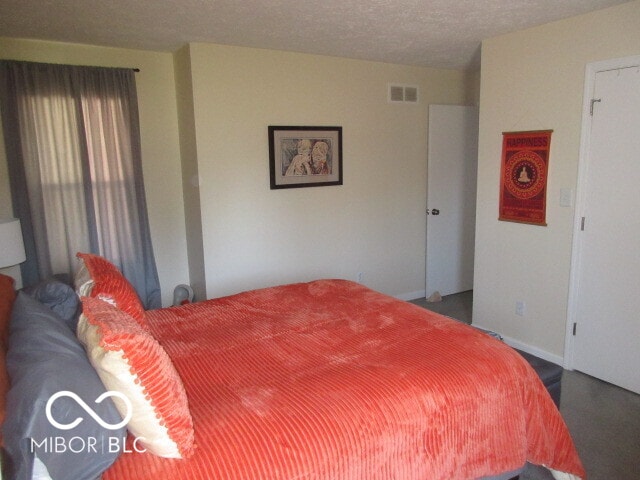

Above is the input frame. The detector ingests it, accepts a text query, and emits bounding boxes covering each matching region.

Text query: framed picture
[269,126,343,189]
[499,130,552,226]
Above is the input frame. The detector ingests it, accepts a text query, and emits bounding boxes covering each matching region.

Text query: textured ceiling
[0,0,631,69]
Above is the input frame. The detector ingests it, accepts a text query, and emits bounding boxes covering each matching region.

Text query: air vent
[388,84,419,104]
[389,85,405,102]
[404,86,418,102]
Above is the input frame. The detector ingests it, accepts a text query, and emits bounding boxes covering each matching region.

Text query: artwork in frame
[499,130,552,226]
[269,126,343,189]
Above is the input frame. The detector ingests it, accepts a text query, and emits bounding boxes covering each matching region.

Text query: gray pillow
[21,278,79,331]
[2,292,125,480]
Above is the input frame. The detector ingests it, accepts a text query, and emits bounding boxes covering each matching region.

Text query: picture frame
[269,126,343,189]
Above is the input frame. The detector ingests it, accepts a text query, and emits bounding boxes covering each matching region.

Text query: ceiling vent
[388,84,419,104]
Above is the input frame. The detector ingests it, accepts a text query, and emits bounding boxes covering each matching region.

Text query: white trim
[472,322,564,365]
[564,54,640,370]
[395,289,426,301]
[502,334,564,366]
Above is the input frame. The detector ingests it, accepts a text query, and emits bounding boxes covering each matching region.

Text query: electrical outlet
[515,300,526,316]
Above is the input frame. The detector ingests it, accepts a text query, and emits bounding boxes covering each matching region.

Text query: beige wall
[186,43,471,298]
[173,45,207,301]
[1,37,473,304]
[0,112,21,285]
[0,37,189,306]
[474,1,640,361]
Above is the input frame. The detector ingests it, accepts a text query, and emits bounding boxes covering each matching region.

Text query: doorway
[426,105,478,300]
[566,55,640,395]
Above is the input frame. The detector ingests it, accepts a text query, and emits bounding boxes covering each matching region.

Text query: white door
[569,59,640,394]
[426,105,478,298]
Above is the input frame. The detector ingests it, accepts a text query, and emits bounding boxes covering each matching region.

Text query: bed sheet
[103,279,584,480]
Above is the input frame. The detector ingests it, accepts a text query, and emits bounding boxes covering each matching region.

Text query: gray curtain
[0,60,160,309]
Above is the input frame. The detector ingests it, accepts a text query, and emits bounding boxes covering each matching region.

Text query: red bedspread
[104,280,584,480]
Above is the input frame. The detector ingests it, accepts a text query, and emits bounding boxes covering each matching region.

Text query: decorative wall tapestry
[499,130,552,225]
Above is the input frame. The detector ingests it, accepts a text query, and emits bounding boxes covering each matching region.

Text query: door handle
[429,208,440,216]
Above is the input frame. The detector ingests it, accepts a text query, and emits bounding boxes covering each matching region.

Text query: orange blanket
[104,280,584,479]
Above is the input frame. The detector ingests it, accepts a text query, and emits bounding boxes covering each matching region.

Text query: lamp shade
[0,218,26,268]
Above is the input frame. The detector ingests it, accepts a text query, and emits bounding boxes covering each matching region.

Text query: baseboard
[487,330,564,366]
[395,290,426,301]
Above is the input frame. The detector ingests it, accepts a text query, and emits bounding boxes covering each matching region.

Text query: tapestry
[499,130,552,225]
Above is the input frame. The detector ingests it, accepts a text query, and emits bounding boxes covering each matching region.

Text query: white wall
[0,37,189,306]
[474,1,640,361]
[186,44,471,298]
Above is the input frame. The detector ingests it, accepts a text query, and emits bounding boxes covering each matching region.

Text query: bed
[0,254,585,480]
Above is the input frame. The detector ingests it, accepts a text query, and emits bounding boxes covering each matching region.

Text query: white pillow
[77,297,194,458]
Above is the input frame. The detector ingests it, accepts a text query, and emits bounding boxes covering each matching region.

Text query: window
[0,61,160,308]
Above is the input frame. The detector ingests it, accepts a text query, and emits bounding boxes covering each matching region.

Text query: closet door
[570,59,640,394]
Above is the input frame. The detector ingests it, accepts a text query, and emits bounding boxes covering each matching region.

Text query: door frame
[564,54,640,370]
